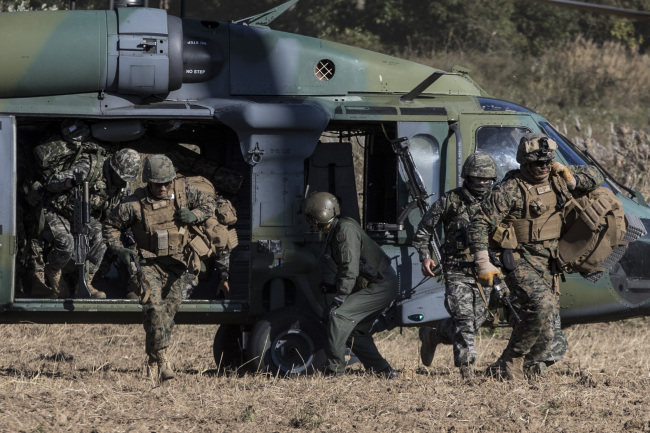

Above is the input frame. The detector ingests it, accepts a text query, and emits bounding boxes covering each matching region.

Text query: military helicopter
[0,0,649,375]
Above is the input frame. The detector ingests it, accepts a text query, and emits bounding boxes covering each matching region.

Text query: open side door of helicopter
[0,115,17,306]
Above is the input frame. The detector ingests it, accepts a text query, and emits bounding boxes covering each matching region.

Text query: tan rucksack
[174,175,239,270]
[557,187,644,280]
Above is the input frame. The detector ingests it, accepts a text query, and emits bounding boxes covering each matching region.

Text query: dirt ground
[1,317,649,433]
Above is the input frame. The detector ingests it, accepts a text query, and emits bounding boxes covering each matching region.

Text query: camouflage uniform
[469,134,603,379]
[413,186,495,368]
[103,155,215,380]
[35,141,138,297]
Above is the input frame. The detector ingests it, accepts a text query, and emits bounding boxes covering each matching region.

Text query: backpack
[174,175,239,268]
[557,187,645,281]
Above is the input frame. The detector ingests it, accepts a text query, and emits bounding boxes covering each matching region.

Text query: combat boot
[44,264,70,299]
[86,275,106,299]
[146,355,159,380]
[156,348,175,381]
[31,270,55,298]
[459,363,473,380]
[419,326,440,367]
[501,351,525,381]
[525,361,548,379]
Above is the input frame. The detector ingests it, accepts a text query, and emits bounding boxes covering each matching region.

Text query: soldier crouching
[103,155,216,382]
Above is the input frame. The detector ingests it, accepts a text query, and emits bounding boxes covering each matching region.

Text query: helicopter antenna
[233,0,299,28]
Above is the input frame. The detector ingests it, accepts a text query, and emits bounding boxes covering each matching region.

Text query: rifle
[391,137,443,267]
[492,275,521,324]
[121,228,150,303]
[72,169,91,298]
[459,250,522,324]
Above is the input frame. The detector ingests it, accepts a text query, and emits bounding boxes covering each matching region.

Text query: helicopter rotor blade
[528,0,650,21]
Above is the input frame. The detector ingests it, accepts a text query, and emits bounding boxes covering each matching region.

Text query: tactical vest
[442,188,480,260]
[132,181,189,258]
[496,174,569,248]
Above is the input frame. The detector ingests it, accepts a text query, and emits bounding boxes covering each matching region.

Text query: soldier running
[469,133,603,380]
[103,155,216,382]
[414,153,498,379]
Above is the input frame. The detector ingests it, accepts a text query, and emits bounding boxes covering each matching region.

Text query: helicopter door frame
[0,115,17,306]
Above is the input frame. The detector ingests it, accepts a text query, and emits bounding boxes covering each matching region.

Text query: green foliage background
[1,0,649,194]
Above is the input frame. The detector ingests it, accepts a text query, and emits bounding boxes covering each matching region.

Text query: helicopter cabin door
[0,115,17,305]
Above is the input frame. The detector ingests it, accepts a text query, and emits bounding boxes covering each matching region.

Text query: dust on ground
[1,318,649,432]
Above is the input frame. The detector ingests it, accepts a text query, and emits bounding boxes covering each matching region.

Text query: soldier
[301,192,398,379]
[414,153,498,379]
[103,155,216,382]
[469,133,604,380]
[30,120,141,299]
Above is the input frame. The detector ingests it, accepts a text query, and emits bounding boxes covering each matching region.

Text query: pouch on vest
[557,187,644,279]
[206,218,231,250]
[491,224,518,250]
[152,228,181,256]
[189,235,211,257]
[215,199,237,226]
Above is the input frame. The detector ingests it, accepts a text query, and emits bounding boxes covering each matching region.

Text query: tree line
[2,0,649,56]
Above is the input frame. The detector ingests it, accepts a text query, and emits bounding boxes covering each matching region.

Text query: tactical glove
[174,207,198,224]
[116,247,138,266]
[474,250,499,286]
[551,161,576,189]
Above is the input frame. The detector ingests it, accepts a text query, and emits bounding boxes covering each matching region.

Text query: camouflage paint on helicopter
[0,1,649,375]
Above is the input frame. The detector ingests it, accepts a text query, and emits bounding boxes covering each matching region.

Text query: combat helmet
[142,154,176,183]
[516,133,557,164]
[110,148,141,183]
[301,192,340,228]
[60,119,91,143]
[461,153,497,181]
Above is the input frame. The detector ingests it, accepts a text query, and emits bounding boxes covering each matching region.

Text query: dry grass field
[1,318,649,433]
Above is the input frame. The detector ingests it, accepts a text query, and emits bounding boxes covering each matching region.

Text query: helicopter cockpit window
[475,126,530,181]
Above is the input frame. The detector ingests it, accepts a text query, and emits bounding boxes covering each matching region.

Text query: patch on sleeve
[336,231,346,242]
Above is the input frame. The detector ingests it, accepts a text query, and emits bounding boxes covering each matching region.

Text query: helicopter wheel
[247,307,327,376]
[212,324,246,371]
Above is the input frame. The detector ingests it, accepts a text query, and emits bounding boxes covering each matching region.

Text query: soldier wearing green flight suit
[29,120,141,299]
[469,133,604,380]
[301,192,399,379]
[103,154,216,382]
[414,153,498,379]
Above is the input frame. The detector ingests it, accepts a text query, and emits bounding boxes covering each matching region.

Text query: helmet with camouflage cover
[60,119,91,143]
[301,192,340,228]
[142,154,176,183]
[461,153,497,181]
[110,148,141,183]
[516,133,557,164]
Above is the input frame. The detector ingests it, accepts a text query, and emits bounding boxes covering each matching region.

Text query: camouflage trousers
[40,209,106,274]
[141,260,185,357]
[504,258,561,361]
[435,269,495,366]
